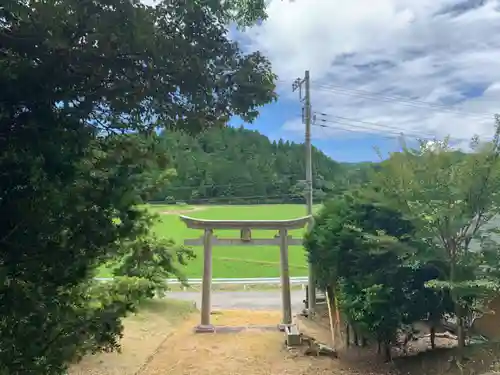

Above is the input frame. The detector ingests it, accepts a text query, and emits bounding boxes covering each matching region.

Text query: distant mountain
[151,126,372,204]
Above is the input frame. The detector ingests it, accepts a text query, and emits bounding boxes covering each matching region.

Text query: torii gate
[180,215,311,333]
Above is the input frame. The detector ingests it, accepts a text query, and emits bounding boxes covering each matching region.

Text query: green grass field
[142,204,319,278]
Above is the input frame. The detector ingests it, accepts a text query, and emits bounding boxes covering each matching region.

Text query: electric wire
[309,82,496,120]
[312,118,472,144]
[311,113,474,142]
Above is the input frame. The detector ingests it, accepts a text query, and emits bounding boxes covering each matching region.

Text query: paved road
[167,290,305,312]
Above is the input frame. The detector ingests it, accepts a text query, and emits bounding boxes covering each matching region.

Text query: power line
[313,113,473,141]
[241,78,497,122]
[310,83,495,119]
[315,112,411,133]
[234,79,496,122]
[312,118,472,143]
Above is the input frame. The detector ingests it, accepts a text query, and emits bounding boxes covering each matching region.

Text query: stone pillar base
[194,324,216,333]
[278,323,288,332]
[305,308,315,318]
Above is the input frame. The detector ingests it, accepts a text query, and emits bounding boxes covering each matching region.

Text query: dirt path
[167,290,305,312]
[160,206,207,215]
[139,310,345,375]
[68,300,194,375]
[67,304,500,375]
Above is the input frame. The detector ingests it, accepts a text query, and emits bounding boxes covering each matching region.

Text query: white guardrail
[94,276,309,285]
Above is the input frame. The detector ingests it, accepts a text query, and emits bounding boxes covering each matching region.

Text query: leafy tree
[372,118,500,351]
[0,0,276,373]
[111,235,195,298]
[305,192,452,361]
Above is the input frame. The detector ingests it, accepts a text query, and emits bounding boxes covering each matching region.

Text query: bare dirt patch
[140,310,347,375]
[298,308,500,375]
[209,309,283,326]
[68,300,195,375]
[69,305,500,375]
[159,206,206,215]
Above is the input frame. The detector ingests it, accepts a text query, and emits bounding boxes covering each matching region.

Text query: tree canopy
[0,0,278,373]
[306,123,500,361]
[151,126,350,203]
[1,0,276,133]
[372,127,500,350]
[304,192,454,361]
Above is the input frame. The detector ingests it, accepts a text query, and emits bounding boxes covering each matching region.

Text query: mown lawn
[100,204,320,278]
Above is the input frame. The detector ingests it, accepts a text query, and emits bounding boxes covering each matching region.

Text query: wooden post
[325,289,336,348]
[196,228,215,333]
[279,228,292,326]
[305,285,309,309]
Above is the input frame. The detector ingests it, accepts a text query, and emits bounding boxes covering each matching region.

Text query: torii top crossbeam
[179,215,312,230]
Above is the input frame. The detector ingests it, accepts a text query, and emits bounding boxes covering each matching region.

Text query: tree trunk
[457,315,466,349]
[345,322,350,348]
[383,341,392,362]
[354,329,359,346]
[361,337,367,347]
[450,255,466,357]
[377,340,381,354]
[430,326,436,349]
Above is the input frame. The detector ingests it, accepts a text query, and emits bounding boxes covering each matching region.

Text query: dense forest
[151,126,374,204]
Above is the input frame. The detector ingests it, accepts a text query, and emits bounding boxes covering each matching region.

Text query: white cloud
[239,0,500,144]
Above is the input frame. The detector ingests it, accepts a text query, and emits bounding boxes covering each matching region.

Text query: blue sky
[229,100,402,163]
[226,0,500,162]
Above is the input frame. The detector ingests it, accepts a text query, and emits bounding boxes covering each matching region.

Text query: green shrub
[111,236,194,297]
[164,196,175,204]
[305,191,453,360]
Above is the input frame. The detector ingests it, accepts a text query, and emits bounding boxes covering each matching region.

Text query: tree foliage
[372,119,500,350]
[1,0,276,133]
[151,126,347,203]
[0,0,277,373]
[111,235,195,298]
[305,192,453,360]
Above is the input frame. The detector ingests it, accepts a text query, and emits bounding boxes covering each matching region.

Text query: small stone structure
[284,324,302,346]
[180,215,311,333]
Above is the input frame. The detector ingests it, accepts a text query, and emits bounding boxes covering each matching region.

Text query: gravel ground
[139,310,351,375]
[166,290,305,312]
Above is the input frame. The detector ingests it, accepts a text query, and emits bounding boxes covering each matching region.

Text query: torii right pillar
[279,228,292,326]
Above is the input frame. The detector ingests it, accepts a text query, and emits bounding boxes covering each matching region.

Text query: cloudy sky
[146,0,500,162]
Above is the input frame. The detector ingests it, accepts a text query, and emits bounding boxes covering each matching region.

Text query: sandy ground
[68,300,195,375]
[68,300,500,375]
[140,310,346,375]
[69,308,350,375]
[160,207,206,215]
[167,290,305,311]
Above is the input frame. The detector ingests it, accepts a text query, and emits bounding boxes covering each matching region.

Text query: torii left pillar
[198,228,214,332]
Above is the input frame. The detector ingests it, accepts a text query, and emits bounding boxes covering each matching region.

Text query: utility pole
[293,70,316,316]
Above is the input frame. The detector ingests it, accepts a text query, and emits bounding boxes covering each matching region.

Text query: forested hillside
[152,126,373,203]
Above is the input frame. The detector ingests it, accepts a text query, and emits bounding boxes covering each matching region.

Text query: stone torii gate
[180,215,311,333]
